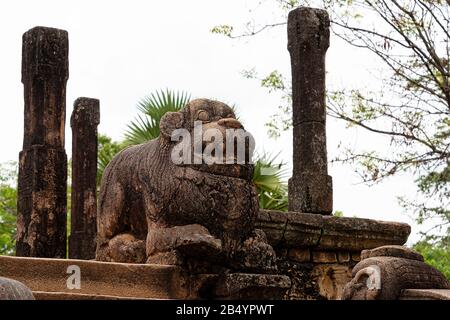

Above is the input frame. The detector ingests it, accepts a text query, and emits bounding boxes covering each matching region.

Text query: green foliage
[97,134,128,186]
[210,25,234,37]
[253,153,288,211]
[97,89,191,185]
[333,210,344,217]
[261,71,286,92]
[0,162,17,255]
[124,89,191,145]
[414,237,450,280]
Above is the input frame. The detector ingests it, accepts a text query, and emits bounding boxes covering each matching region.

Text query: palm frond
[253,152,288,211]
[125,89,191,145]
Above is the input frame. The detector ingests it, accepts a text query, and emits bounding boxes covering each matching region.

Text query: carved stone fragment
[0,277,35,300]
[342,245,450,300]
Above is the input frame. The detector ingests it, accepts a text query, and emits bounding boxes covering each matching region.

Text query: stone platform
[0,211,411,300]
[257,210,411,300]
[0,255,290,300]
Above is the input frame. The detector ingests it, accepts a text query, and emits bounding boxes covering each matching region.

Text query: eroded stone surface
[288,249,311,263]
[256,210,322,247]
[17,26,69,258]
[361,245,424,262]
[312,265,352,300]
[214,273,291,300]
[0,277,35,300]
[312,251,337,263]
[69,97,100,260]
[343,247,450,300]
[287,7,333,214]
[337,252,350,263]
[0,255,189,299]
[399,289,450,300]
[319,215,411,250]
[257,210,410,251]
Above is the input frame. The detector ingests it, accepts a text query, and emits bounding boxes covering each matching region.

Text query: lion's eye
[197,111,210,122]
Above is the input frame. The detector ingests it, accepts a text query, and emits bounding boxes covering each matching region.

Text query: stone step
[1,255,291,300]
[0,255,189,299]
[399,289,450,300]
[32,291,155,300]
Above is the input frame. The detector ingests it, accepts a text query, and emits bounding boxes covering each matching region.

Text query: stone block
[256,210,322,247]
[214,273,291,300]
[257,210,411,252]
[311,264,352,300]
[0,255,188,299]
[361,245,423,261]
[288,173,333,214]
[312,251,337,263]
[288,249,311,263]
[319,215,411,251]
[399,289,450,300]
[337,252,350,263]
[351,252,361,262]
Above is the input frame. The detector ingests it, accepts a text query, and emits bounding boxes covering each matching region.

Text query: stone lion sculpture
[96,99,276,272]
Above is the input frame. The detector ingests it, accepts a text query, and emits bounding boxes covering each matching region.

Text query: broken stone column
[69,98,100,260]
[16,27,69,258]
[287,7,333,214]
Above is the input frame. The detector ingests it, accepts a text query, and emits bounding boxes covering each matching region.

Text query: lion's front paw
[147,224,223,265]
[100,233,146,264]
[232,229,278,273]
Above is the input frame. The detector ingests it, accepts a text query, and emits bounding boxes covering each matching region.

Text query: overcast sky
[0,0,427,243]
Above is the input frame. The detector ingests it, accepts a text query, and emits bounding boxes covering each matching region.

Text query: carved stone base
[288,174,333,214]
[193,273,291,300]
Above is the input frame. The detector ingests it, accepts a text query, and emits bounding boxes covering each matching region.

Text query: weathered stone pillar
[287,7,333,214]
[69,98,100,260]
[16,27,69,257]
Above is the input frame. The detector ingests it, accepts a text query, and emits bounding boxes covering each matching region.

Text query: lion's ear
[160,112,184,139]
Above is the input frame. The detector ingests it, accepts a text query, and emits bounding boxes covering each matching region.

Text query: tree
[0,162,17,255]
[97,135,128,187]
[414,235,450,280]
[212,0,450,242]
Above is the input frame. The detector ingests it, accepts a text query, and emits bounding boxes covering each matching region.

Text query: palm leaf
[253,152,288,211]
[124,89,191,145]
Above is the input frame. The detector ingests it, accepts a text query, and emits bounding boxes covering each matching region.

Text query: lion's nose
[218,118,243,129]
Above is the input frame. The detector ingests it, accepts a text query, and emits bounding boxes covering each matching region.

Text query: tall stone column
[16,27,69,257]
[287,7,333,214]
[69,98,100,260]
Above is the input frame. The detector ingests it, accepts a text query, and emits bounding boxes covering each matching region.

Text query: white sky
[0,0,428,243]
